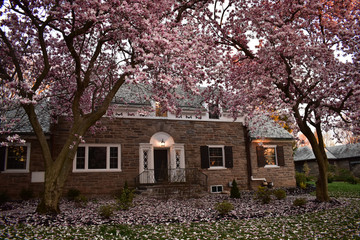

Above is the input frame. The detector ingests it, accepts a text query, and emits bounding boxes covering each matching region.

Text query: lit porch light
[160,139,165,147]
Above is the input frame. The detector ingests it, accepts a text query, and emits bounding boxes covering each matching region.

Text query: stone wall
[249,140,296,189]
[1,117,297,198]
[54,117,249,195]
[0,138,46,199]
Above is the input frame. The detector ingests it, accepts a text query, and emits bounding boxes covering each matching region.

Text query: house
[0,85,296,198]
[294,143,360,177]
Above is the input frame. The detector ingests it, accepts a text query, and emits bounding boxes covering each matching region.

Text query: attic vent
[210,185,223,193]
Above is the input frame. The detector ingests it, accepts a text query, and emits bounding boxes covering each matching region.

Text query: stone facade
[1,116,296,198]
[249,140,296,189]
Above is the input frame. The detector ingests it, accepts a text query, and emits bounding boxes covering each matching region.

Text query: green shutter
[200,146,209,168]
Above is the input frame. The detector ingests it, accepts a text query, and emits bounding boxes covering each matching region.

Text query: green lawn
[328,181,360,198]
[308,181,360,198]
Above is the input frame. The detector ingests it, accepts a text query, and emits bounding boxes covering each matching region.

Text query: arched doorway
[138,132,185,184]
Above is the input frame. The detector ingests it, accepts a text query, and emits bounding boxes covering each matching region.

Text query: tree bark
[292,107,330,202]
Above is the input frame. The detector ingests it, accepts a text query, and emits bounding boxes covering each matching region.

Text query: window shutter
[256,146,265,167]
[0,147,5,171]
[200,146,209,169]
[224,146,233,168]
[276,146,285,166]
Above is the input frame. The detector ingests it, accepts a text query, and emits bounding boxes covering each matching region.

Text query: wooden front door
[154,149,168,183]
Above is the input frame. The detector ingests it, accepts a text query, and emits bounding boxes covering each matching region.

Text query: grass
[328,181,360,198]
[1,182,360,239]
[308,181,360,198]
[1,200,360,239]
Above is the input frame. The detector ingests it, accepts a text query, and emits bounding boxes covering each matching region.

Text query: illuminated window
[0,144,30,172]
[256,145,285,167]
[155,102,167,117]
[264,146,277,165]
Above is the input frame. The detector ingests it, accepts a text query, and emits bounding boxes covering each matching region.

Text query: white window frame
[73,144,121,172]
[210,185,223,193]
[263,145,279,168]
[3,143,31,173]
[208,145,225,169]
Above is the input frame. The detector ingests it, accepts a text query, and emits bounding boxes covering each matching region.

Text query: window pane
[88,147,106,169]
[7,146,27,169]
[209,147,223,167]
[110,147,118,169]
[264,147,276,165]
[76,147,85,169]
[155,102,167,117]
[209,104,220,119]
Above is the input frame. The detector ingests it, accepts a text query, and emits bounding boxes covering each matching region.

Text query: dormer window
[209,104,220,119]
[155,102,167,117]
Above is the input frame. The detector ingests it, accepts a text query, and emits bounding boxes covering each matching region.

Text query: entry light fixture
[160,139,165,147]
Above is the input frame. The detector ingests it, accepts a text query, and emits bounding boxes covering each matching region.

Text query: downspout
[243,126,253,190]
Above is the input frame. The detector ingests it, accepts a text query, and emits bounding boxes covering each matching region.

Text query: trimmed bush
[273,189,286,200]
[20,188,33,200]
[99,205,114,219]
[0,191,9,205]
[295,172,307,188]
[74,195,88,208]
[116,181,134,210]
[293,198,307,207]
[254,186,272,204]
[214,201,234,216]
[230,179,241,199]
[66,188,81,201]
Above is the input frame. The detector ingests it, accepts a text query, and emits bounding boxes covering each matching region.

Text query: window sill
[2,170,30,173]
[264,165,280,169]
[208,167,226,170]
[73,169,122,173]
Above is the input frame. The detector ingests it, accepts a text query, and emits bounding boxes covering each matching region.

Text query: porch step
[136,183,207,198]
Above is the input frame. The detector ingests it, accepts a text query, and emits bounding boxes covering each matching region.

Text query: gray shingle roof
[326,143,360,159]
[293,146,337,162]
[112,83,205,110]
[248,117,294,140]
[2,101,51,134]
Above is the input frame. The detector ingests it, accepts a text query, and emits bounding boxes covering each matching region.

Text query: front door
[154,149,168,183]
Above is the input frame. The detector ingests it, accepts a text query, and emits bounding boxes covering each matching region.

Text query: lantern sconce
[160,139,165,147]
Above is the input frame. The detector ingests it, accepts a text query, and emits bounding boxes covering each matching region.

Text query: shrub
[328,172,335,183]
[295,172,307,188]
[214,201,234,216]
[346,175,359,185]
[0,191,9,205]
[293,198,307,207]
[254,186,272,204]
[66,188,81,201]
[99,205,114,219]
[116,181,134,210]
[303,162,310,177]
[20,188,33,200]
[299,182,307,190]
[74,194,88,207]
[273,189,287,200]
[230,179,241,199]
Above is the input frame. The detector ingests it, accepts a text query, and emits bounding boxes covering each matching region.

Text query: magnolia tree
[205,0,360,201]
[0,0,224,214]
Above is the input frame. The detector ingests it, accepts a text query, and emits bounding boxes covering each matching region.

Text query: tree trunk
[315,150,330,202]
[36,172,65,214]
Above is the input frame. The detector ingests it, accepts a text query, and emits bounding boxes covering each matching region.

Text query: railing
[135,168,208,189]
